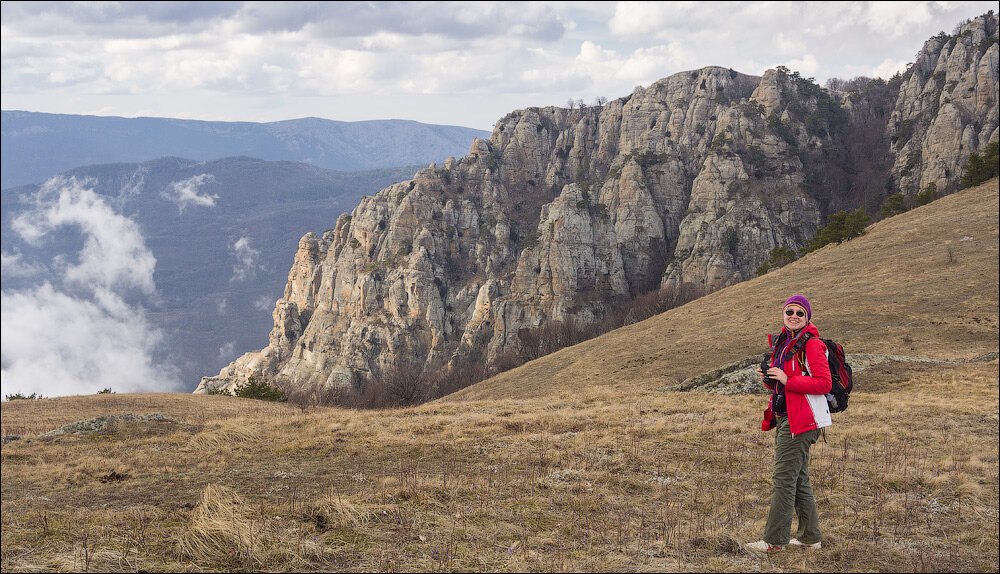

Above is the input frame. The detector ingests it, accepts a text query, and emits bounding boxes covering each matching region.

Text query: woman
[746,294,832,553]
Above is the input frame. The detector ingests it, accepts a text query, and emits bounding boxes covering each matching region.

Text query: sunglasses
[785,309,806,318]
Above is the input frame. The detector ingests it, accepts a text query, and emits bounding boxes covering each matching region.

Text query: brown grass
[0,392,293,438]
[1,179,998,572]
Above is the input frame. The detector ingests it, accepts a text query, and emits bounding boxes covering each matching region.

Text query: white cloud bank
[230,236,263,283]
[3,1,994,129]
[1,177,182,398]
[162,173,218,213]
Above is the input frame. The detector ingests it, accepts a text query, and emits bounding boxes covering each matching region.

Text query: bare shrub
[285,384,348,412]
[474,283,705,386]
[427,361,487,399]
[371,362,427,407]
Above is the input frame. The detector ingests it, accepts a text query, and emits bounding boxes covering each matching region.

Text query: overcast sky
[2,1,997,130]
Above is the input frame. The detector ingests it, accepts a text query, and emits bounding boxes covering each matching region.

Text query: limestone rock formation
[888,13,998,195]
[196,15,999,395]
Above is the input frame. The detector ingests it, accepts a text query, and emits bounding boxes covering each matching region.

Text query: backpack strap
[778,331,812,365]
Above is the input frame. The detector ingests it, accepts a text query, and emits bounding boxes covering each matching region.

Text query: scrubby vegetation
[961,141,999,189]
[209,375,287,402]
[801,209,870,253]
[4,392,43,401]
[755,246,798,276]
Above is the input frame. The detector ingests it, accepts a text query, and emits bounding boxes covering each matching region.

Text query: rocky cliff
[886,14,998,195]
[197,14,999,395]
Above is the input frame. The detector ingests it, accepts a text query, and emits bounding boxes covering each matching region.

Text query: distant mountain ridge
[0,111,490,188]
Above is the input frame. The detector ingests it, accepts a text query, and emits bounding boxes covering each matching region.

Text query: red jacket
[761,323,833,436]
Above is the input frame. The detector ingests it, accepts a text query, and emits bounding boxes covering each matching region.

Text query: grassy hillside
[2,179,997,572]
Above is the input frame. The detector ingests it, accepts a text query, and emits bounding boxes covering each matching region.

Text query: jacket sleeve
[784,338,832,395]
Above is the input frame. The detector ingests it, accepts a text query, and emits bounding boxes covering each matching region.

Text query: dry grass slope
[2,179,997,572]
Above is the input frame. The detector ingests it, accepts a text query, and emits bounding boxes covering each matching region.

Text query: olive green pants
[763,416,822,546]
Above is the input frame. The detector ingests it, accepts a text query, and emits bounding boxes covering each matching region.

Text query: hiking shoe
[745,540,783,553]
[789,538,822,549]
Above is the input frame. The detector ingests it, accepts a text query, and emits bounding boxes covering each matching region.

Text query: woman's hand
[757,367,773,388]
[767,367,788,384]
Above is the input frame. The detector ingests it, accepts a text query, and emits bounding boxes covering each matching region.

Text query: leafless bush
[826,76,874,92]
[285,385,347,412]
[491,283,705,379]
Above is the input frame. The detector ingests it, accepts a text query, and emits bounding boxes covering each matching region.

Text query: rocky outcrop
[197,15,999,395]
[888,13,998,195]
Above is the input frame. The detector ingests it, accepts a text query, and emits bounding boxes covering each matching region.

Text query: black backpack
[770,332,853,414]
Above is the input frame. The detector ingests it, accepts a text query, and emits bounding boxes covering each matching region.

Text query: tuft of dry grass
[177,483,290,570]
[186,419,264,451]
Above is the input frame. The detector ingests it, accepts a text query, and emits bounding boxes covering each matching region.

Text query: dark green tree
[915,183,937,206]
[802,209,870,254]
[233,375,286,402]
[880,192,908,218]
[756,246,798,276]
[960,141,999,188]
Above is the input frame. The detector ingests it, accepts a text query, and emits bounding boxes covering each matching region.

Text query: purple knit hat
[783,294,812,322]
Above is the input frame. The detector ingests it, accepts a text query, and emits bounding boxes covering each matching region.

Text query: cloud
[239,2,566,41]
[781,54,821,78]
[1,250,45,278]
[1,177,181,398]
[0,1,242,39]
[2,1,996,129]
[162,173,218,213]
[12,177,156,294]
[1,284,178,397]
[254,295,274,311]
[217,341,236,361]
[862,1,936,39]
[870,57,911,80]
[230,236,262,283]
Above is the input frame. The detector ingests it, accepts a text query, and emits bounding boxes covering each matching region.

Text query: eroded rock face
[196,16,998,394]
[888,14,999,195]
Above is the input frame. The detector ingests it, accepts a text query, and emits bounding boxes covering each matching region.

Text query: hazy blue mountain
[2,157,420,388]
[1,111,489,188]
